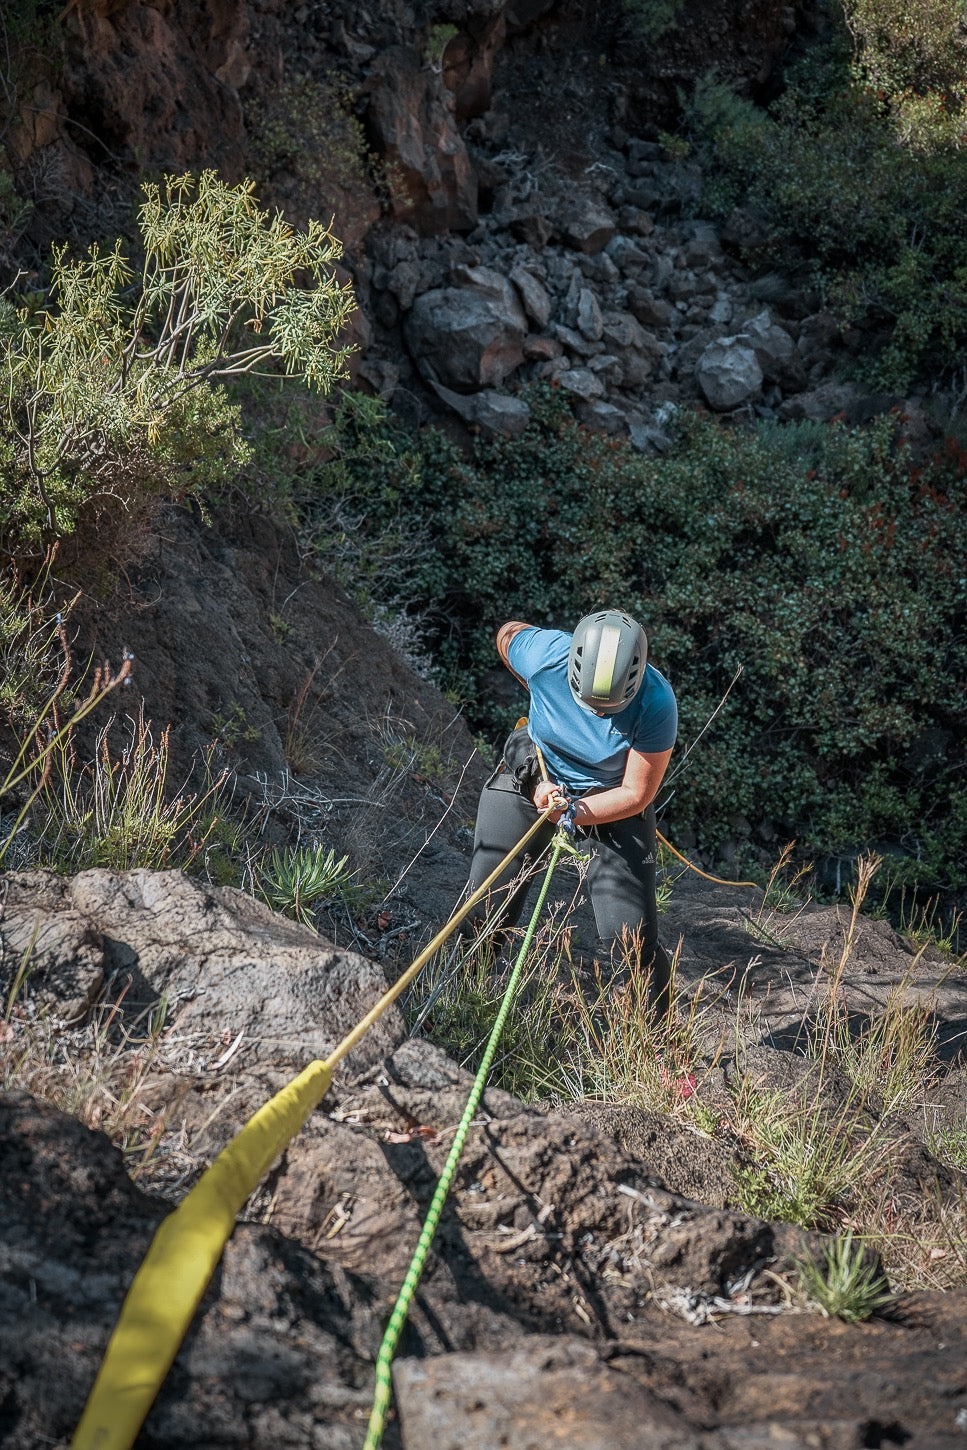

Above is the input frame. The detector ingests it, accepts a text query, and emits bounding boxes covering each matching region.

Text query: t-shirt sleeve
[633,675,678,753]
[506,626,565,683]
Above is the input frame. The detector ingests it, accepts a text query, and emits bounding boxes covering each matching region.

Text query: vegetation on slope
[299,388,967,899]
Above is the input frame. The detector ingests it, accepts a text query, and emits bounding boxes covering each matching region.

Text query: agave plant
[259,844,352,927]
[797,1230,895,1323]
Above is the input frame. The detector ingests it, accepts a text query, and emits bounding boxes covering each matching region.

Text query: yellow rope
[72,805,558,1450]
[71,728,754,1448]
[656,830,757,889]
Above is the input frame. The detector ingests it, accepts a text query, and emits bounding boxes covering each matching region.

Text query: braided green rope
[363,830,575,1450]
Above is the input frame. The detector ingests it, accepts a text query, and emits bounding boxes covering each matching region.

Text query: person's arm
[533,746,673,825]
[495,620,532,688]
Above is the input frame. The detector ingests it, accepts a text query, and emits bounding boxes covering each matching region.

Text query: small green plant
[258,844,353,927]
[0,653,134,866]
[245,73,385,237]
[809,985,940,1115]
[425,23,458,73]
[895,887,963,954]
[622,0,686,43]
[926,1121,967,1173]
[268,612,291,643]
[746,840,814,945]
[658,129,691,163]
[0,170,354,550]
[33,707,230,873]
[211,703,261,751]
[382,733,448,783]
[796,1230,895,1322]
[0,555,79,730]
[732,1079,894,1230]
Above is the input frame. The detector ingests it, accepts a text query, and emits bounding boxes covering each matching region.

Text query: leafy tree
[0,170,355,551]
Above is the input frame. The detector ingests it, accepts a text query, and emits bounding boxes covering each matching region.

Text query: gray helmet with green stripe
[567,609,647,714]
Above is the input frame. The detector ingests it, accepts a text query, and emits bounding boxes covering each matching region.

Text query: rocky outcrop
[58,0,250,176]
[369,49,479,235]
[0,867,405,1090]
[8,0,920,458]
[2,857,966,1450]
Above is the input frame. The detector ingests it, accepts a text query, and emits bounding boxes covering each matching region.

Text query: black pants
[467,769,672,1019]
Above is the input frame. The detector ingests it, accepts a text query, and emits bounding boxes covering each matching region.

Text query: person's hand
[533,779,567,815]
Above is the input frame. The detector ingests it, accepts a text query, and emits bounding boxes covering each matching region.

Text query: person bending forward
[468,608,678,1021]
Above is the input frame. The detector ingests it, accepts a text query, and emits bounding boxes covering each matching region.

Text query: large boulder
[695,335,764,411]
[431,380,532,436]
[404,266,528,390]
[0,868,405,1111]
[740,309,806,391]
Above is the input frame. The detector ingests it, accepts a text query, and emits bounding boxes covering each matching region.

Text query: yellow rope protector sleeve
[72,1058,332,1450]
[72,806,556,1450]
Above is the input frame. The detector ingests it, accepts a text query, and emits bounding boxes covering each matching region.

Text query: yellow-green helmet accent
[567,609,648,714]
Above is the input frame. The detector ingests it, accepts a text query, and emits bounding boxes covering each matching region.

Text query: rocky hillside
[8,0,943,448]
[2,833,966,1447]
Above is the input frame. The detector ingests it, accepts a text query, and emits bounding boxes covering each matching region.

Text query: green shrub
[844,0,967,141]
[684,50,967,390]
[0,171,354,551]
[245,73,385,236]
[390,389,965,890]
[292,389,431,623]
[292,387,965,893]
[621,0,687,43]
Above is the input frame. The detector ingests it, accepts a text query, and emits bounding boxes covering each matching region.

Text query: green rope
[362,829,576,1450]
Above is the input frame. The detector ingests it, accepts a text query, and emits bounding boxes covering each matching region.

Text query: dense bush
[683,9,967,392]
[320,388,966,890]
[0,172,354,552]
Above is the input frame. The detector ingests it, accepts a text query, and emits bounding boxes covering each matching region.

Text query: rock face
[369,49,479,235]
[2,801,966,1447]
[0,867,405,1093]
[2,1015,966,1448]
[7,0,926,456]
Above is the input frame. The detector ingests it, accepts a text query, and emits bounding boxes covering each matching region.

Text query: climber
[467,608,678,1022]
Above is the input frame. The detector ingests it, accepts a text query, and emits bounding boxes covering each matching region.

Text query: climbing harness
[71,805,560,1450]
[363,824,581,1450]
[525,717,757,889]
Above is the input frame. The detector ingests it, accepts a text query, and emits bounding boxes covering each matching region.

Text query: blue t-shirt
[508,627,678,792]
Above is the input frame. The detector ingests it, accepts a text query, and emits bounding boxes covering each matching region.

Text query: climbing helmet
[567,609,647,714]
